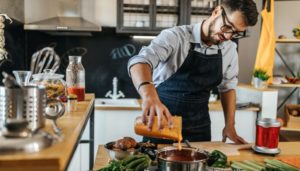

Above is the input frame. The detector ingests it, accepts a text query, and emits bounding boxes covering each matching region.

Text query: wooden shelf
[269,84,300,88]
[276,39,300,43]
[281,122,300,131]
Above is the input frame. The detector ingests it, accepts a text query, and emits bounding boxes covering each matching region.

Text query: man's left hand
[222,125,248,144]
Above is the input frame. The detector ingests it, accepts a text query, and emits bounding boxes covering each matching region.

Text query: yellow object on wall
[254,0,275,83]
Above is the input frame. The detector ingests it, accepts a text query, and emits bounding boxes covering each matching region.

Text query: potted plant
[253,69,270,88]
[293,27,300,39]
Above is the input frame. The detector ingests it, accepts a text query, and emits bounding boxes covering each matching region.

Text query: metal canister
[253,118,281,155]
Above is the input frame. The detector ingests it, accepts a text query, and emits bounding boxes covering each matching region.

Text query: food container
[157,146,208,171]
[252,118,281,155]
[31,69,66,99]
[104,141,140,160]
[134,116,182,142]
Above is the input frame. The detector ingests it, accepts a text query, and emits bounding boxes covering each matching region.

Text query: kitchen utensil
[45,99,65,135]
[252,118,281,155]
[2,119,32,138]
[0,84,65,134]
[157,146,208,171]
[2,71,20,88]
[104,141,140,160]
[0,130,53,154]
[0,85,46,132]
[174,141,252,156]
[30,47,60,74]
[12,70,32,86]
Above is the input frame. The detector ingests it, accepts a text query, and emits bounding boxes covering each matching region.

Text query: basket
[284,104,300,127]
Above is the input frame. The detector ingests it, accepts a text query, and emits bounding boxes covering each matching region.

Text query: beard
[207,19,222,45]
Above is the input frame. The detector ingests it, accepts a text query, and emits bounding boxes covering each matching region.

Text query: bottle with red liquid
[66,56,85,101]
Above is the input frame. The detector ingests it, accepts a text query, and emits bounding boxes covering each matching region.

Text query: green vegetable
[97,154,150,171]
[231,161,261,171]
[264,159,299,171]
[208,150,228,168]
[125,157,147,169]
[134,160,150,171]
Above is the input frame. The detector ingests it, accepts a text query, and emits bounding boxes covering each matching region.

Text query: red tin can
[255,118,281,149]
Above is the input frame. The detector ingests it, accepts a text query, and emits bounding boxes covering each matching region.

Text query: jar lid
[257,118,281,127]
[32,69,64,80]
[67,94,78,100]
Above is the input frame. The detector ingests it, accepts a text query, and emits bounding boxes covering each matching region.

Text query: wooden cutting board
[173,141,253,156]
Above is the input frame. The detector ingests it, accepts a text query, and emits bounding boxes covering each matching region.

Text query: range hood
[23,0,101,32]
[24,17,101,32]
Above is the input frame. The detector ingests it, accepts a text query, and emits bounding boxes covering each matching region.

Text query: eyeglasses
[220,6,246,39]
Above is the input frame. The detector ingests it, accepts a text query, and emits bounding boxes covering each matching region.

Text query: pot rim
[157,146,208,164]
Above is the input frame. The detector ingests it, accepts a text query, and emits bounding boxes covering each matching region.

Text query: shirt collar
[191,20,225,49]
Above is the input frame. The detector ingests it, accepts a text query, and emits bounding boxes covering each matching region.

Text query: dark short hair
[221,0,258,26]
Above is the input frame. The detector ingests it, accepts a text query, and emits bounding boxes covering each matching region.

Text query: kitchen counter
[0,94,95,171]
[93,142,300,170]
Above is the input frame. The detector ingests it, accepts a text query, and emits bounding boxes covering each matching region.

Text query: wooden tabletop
[0,94,95,171]
[93,142,300,170]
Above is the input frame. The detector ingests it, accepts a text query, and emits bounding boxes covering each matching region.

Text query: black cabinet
[117,0,220,35]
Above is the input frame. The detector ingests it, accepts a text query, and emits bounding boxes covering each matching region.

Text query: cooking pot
[157,146,208,171]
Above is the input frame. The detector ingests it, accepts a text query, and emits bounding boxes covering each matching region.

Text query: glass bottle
[66,56,85,101]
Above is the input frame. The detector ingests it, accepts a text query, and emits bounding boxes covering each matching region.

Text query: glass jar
[66,56,85,101]
[31,69,66,99]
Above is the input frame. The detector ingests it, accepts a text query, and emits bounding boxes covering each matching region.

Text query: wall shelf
[276,39,300,43]
[270,84,300,88]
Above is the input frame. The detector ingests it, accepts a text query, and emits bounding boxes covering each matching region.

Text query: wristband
[137,81,153,91]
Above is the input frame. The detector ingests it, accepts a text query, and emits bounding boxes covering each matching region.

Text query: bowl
[104,141,140,160]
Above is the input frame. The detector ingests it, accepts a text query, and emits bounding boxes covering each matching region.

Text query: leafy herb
[253,69,270,81]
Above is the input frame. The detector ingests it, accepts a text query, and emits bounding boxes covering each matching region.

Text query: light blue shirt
[128,21,239,92]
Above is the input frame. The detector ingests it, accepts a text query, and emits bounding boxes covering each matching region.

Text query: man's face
[207,9,247,44]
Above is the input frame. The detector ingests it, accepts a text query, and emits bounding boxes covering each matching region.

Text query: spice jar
[67,95,77,113]
[66,56,85,101]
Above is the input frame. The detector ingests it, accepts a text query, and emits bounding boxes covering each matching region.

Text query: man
[128,0,258,144]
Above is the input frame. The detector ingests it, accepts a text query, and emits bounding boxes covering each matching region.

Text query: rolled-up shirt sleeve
[217,44,239,92]
[127,29,177,76]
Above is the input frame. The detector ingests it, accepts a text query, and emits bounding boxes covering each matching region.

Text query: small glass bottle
[66,56,85,101]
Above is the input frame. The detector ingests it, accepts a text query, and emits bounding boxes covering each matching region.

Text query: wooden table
[93,142,300,170]
[0,94,95,171]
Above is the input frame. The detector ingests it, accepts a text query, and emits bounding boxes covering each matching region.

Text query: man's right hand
[129,63,173,131]
[141,90,173,131]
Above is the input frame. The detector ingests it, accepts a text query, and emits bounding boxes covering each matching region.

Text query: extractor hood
[23,0,101,32]
[24,17,101,32]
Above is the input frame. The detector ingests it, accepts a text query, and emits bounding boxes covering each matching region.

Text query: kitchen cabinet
[68,119,91,171]
[117,0,219,35]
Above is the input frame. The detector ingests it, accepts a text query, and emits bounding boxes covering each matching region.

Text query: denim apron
[143,43,223,144]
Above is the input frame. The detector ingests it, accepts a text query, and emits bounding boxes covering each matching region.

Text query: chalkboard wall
[0,19,25,81]
[25,28,151,98]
